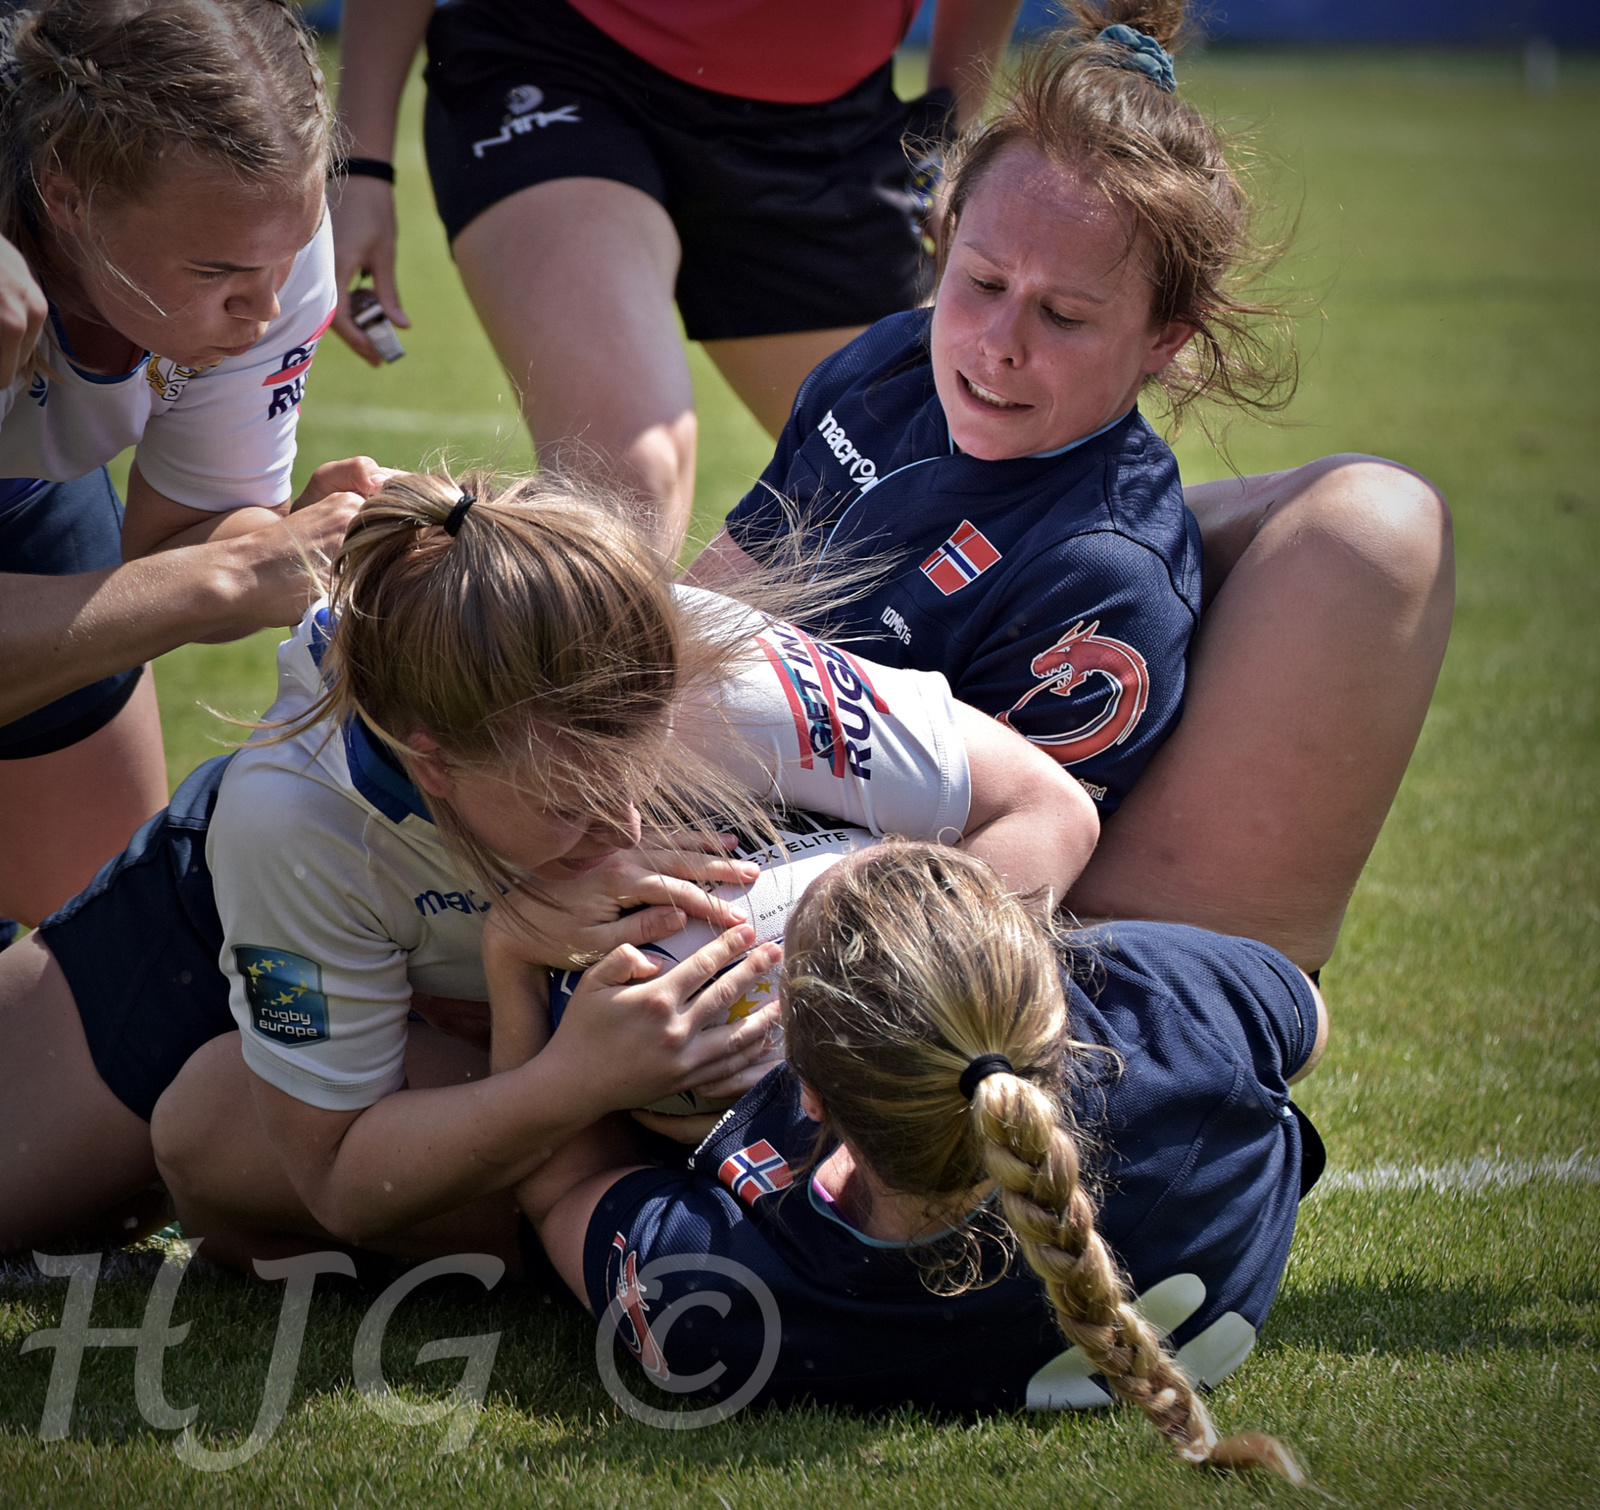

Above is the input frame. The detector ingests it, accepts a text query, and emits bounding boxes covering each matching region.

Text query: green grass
[11,46,1599,1508]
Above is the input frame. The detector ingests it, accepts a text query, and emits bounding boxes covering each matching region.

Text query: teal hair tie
[1096,23,1177,93]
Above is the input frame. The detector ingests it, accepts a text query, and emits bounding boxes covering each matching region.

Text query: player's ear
[402,730,455,799]
[1140,318,1197,376]
[798,1081,827,1124]
[37,167,89,236]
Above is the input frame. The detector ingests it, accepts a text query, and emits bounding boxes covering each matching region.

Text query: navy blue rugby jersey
[724,310,1202,814]
[582,922,1321,1414]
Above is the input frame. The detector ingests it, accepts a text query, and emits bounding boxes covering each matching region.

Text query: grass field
[4,46,1598,1509]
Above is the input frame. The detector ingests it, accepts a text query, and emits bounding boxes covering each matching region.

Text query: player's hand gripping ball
[551,811,875,1115]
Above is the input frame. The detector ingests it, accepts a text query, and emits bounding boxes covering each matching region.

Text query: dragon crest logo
[999,620,1150,766]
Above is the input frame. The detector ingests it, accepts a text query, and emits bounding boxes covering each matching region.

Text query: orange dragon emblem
[999,620,1150,766]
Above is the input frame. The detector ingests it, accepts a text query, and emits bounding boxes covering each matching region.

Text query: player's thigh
[153,1023,517,1265]
[0,934,158,1253]
[0,670,167,925]
[153,1022,489,1221]
[702,326,868,439]
[152,1033,310,1231]
[453,178,692,451]
[1068,458,1453,970]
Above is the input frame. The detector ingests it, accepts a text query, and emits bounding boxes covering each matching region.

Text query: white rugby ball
[550,811,876,1115]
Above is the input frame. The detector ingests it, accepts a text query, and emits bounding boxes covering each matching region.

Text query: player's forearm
[298,1060,603,1243]
[954,701,1099,909]
[958,787,1098,913]
[334,0,436,160]
[485,951,552,1075]
[927,0,1025,128]
[0,544,259,724]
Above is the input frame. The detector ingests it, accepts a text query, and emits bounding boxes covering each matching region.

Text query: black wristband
[331,156,395,184]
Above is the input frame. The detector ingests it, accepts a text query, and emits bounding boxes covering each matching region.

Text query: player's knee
[1282,456,1453,602]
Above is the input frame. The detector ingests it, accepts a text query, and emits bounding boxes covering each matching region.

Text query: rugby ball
[549,809,875,1114]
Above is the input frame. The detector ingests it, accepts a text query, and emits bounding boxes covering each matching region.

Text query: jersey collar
[306,605,434,826]
[343,716,434,825]
[942,406,1133,460]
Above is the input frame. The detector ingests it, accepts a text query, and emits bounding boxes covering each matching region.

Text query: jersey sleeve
[582,1166,784,1403]
[209,750,417,1110]
[675,602,971,841]
[132,214,337,512]
[722,320,899,560]
[955,528,1197,814]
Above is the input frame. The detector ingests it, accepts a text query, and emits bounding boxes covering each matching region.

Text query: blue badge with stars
[235,946,330,1045]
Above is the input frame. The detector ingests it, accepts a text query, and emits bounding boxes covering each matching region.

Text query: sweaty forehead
[973,145,1123,224]
[956,144,1143,282]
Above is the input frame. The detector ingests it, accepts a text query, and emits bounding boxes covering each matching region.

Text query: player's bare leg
[703,326,869,439]
[453,177,696,556]
[1068,456,1454,971]
[0,670,167,926]
[152,1025,522,1274]
[0,935,164,1253]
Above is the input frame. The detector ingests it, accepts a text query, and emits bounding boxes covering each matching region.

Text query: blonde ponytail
[784,841,1303,1482]
[972,1071,1303,1480]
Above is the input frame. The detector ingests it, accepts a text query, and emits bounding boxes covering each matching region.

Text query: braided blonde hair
[0,1,330,271]
[783,842,1304,1481]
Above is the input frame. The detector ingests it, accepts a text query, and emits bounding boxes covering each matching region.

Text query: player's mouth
[959,372,1028,411]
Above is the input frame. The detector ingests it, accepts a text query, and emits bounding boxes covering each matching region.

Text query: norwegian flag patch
[718,1140,794,1205]
[920,520,1002,595]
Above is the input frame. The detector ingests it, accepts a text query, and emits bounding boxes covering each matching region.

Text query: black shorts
[39,754,236,1121]
[0,469,143,759]
[422,0,953,341]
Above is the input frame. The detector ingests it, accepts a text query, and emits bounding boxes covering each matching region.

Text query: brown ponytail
[783,841,1304,1481]
[268,466,766,900]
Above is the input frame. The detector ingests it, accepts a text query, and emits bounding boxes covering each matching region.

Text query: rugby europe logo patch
[235,946,330,1044]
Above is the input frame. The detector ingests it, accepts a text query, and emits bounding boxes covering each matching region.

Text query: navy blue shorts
[38,754,236,1122]
[422,0,952,341]
[0,469,143,759]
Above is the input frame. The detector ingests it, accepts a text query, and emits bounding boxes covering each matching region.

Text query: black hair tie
[959,1053,1014,1101]
[442,492,476,537]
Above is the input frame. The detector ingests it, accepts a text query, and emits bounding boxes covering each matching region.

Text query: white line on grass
[300,404,517,438]
[1314,1150,1600,1197]
[3,1155,1594,1286]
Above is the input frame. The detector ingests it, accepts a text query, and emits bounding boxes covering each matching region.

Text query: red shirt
[565,0,921,103]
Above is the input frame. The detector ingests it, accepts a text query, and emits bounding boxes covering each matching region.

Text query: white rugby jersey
[0,214,335,511]
[210,592,971,1111]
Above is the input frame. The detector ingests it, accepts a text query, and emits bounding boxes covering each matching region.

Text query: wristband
[331,156,395,184]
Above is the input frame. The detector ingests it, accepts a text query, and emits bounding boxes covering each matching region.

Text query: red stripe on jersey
[755,635,813,769]
[305,304,338,344]
[265,356,313,385]
[832,645,890,713]
[796,630,848,779]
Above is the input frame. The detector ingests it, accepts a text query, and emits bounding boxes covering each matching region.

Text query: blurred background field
[28,35,1600,1510]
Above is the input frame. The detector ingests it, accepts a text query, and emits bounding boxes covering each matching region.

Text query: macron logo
[816,410,879,489]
